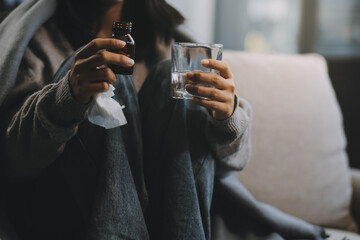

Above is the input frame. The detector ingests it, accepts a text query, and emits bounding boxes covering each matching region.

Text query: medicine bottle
[110,21,135,75]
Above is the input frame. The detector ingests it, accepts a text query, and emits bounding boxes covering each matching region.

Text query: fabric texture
[0,22,85,177]
[0,0,57,105]
[324,228,360,240]
[138,60,326,240]
[53,55,149,239]
[224,51,357,231]
[351,168,360,226]
[206,96,253,176]
[0,0,328,239]
[0,1,250,239]
[138,60,216,239]
[211,173,327,240]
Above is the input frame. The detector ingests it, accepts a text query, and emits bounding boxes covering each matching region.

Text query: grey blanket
[138,60,328,240]
[0,0,327,239]
[0,0,57,105]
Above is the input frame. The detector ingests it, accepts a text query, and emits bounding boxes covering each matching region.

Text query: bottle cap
[112,21,132,31]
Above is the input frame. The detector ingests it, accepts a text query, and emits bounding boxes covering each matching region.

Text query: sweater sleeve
[0,27,89,177]
[205,95,252,176]
[3,72,89,178]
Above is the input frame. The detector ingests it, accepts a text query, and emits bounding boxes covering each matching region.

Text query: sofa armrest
[351,168,360,229]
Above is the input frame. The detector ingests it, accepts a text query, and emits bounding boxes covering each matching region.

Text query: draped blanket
[0,0,327,239]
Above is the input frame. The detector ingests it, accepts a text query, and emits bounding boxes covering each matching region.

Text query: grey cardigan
[0,1,326,240]
[0,1,251,179]
[0,0,251,239]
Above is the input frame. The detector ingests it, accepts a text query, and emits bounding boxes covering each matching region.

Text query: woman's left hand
[185,59,236,120]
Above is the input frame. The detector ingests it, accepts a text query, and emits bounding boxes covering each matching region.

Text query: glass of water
[171,42,223,99]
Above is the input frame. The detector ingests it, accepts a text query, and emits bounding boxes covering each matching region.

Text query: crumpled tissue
[88,84,127,129]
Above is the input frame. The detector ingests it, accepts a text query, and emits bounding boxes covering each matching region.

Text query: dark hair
[54,0,185,69]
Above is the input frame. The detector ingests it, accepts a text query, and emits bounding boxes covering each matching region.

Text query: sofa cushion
[325,228,360,240]
[224,51,357,231]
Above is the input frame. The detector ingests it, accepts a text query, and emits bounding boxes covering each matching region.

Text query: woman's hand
[69,38,135,104]
[185,59,236,120]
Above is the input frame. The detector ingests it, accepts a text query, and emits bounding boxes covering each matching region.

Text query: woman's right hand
[69,38,135,104]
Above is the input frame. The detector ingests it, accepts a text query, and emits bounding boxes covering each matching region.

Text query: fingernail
[201,59,210,65]
[127,58,135,66]
[117,40,126,47]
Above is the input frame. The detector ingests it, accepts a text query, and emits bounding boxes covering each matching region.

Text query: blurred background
[166,0,360,169]
[1,0,359,169]
[168,0,360,56]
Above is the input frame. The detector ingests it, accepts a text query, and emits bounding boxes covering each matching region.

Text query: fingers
[69,66,117,103]
[201,59,233,79]
[185,70,236,101]
[184,60,236,120]
[76,67,116,85]
[192,97,233,116]
[71,80,110,104]
[73,50,134,73]
[69,38,131,104]
[75,38,126,59]
[86,81,110,95]
[186,72,230,90]
[185,84,232,102]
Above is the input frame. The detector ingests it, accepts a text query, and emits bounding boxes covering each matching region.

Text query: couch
[223,50,360,239]
[1,48,359,239]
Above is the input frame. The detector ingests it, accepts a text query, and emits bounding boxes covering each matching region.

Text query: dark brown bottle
[110,21,135,75]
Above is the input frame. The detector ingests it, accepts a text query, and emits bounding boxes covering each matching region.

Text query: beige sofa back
[223,51,357,231]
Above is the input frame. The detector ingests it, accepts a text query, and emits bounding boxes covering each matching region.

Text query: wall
[166,0,216,43]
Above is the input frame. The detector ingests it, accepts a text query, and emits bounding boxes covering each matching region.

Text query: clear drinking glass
[171,42,223,99]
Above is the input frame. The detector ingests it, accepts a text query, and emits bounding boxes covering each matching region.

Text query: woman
[0,0,251,239]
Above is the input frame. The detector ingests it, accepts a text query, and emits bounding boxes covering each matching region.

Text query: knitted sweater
[0,2,327,239]
[1,20,251,179]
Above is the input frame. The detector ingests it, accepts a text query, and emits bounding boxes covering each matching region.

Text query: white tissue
[88,84,127,129]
